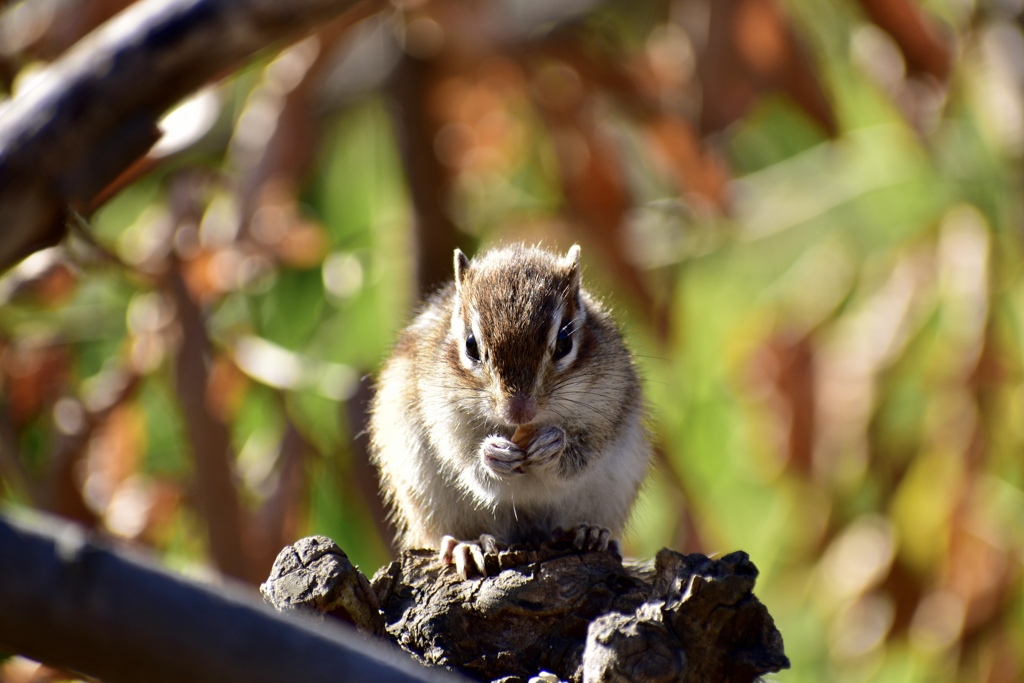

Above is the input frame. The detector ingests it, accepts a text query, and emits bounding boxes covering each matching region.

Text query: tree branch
[166,264,254,582]
[0,510,457,683]
[0,0,376,272]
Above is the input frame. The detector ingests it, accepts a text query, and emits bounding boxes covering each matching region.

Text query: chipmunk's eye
[465,334,481,362]
[553,320,573,361]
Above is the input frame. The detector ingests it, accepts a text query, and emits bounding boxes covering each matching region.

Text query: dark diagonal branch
[0,0,378,272]
[0,510,457,683]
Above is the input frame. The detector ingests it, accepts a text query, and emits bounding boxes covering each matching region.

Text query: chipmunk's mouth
[489,422,538,444]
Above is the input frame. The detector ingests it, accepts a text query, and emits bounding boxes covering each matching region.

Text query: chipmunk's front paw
[523,426,565,467]
[481,436,528,477]
[553,524,622,560]
[439,533,500,578]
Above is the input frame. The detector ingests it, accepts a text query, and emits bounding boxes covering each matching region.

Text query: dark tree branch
[0,0,377,272]
[0,510,457,683]
[167,264,253,582]
[387,51,465,294]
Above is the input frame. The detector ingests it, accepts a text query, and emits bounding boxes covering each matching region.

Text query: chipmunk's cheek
[479,436,528,477]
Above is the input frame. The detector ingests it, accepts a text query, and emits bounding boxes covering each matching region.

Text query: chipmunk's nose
[503,393,536,425]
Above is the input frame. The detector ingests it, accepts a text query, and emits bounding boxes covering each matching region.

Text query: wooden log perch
[261,536,790,683]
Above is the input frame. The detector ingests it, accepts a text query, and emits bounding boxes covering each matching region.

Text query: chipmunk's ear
[454,248,471,291]
[563,244,581,291]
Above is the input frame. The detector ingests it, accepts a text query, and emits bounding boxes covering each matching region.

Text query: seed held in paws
[511,424,537,449]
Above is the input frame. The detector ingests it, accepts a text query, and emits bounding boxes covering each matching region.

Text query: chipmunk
[368,244,650,577]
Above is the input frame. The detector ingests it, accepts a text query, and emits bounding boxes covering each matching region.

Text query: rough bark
[262,536,790,683]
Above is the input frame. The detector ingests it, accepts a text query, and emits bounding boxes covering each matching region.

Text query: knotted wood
[262,536,790,683]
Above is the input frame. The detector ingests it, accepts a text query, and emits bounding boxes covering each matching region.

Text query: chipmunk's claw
[439,533,500,578]
[552,524,621,560]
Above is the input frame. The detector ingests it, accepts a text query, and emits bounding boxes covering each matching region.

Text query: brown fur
[368,244,650,549]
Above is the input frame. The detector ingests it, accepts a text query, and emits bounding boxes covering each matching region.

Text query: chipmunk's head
[448,244,585,427]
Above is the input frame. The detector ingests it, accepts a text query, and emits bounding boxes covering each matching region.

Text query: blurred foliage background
[0,0,1022,681]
